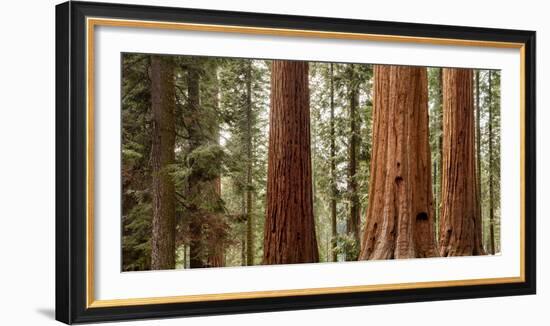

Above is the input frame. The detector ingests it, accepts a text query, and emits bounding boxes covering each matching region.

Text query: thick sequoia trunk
[347,66,361,260]
[329,64,338,262]
[150,56,176,270]
[359,65,438,260]
[263,60,319,264]
[439,68,485,256]
[245,61,255,266]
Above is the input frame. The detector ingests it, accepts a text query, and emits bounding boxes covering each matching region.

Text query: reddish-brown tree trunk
[150,56,176,270]
[359,65,438,260]
[439,68,485,256]
[263,60,319,264]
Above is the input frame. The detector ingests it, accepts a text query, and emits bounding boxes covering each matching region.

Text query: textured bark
[245,61,255,266]
[359,65,438,260]
[347,66,361,260]
[487,71,496,255]
[150,56,176,270]
[329,64,338,262]
[263,60,319,264]
[439,68,485,256]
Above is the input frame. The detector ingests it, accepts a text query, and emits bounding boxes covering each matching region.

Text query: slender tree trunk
[475,70,484,250]
[439,68,485,256]
[150,56,176,270]
[436,68,443,242]
[245,61,255,266]
[488,71,496,255]
[263,60,319,264]
[186,63,205,269]
[359,65,437,260]
[347,66,361,260]
[183,244,187,268]
[241,193,247,267]
[433,160,438,241]
[205,64,225,267]
[329,64,338,262]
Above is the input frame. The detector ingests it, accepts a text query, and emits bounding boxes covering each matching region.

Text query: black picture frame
[56,1,536,324]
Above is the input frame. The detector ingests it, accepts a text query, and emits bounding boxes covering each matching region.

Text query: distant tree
[345,65,361,260]
[487,71,496,255]
[329,63,338,262]
[218,58,269,266]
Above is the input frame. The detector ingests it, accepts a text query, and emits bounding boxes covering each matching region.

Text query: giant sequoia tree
[123,53,501,271]
[263,60,319,264]
[150,56,176,270]
[359,65,438,260]
[439,68,485,256]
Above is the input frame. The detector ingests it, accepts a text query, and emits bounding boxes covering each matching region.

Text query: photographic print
[121,54,502,271]
[56,2,535,323]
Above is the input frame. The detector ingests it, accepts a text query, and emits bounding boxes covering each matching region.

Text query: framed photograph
[56,1,536,324]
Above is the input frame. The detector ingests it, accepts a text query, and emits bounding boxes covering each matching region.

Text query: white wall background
[0,0,546,324]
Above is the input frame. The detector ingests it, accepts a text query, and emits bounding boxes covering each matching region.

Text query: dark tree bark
[487,71,496,255]
[359,65,438,260]
[245,61,255,266]
[329,63,338,262]
[439,68,485,256]
[150,56,176,270]
[347,65,361,260]
[263,60,319,264]
[186,63,205,269]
